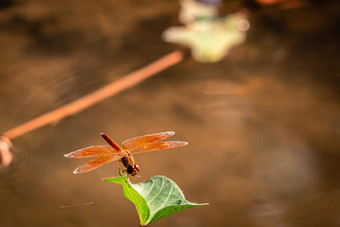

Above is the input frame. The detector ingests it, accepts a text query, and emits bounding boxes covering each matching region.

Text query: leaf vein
[160,184,173,207]
[148,177,164,204]
[144,178,155,198]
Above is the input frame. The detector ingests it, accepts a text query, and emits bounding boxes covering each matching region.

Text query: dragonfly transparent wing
[130,141,188,155]
[121,131,175,151]
[64,145,116,158]
[72,154,125,174]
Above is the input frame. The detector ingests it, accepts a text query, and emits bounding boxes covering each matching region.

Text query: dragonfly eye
[127,163,140,176]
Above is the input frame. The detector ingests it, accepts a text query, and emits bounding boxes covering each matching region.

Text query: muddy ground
[0,0,339,226]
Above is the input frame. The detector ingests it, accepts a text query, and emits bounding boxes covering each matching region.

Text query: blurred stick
[3,50,184,139]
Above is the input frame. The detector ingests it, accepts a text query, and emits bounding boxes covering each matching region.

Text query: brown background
[0,0,339,226]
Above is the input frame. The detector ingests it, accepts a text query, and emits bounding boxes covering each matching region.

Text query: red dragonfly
[64,131,188,177]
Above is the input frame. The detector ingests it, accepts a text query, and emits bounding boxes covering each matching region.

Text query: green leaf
[105,175,150,225]
[105,175,208,226]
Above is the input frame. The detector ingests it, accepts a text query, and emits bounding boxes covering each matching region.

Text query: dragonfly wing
[121,131,175,150]
[72,154,124,174]
[130,141,188,155]
[64,145,116,158]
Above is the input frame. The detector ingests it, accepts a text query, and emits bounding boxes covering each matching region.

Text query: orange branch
[3,50,184,139]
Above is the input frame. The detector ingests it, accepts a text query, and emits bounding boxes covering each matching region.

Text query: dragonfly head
[127,163,140,176]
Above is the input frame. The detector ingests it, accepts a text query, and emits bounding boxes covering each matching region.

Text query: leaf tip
[104,176,127,185]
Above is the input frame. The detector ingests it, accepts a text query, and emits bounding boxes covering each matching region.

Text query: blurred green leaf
[163,13,248,62]
[105,175,208,226]
[178,0,218,25]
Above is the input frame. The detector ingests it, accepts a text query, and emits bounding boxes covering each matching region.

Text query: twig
[2,50,184,139]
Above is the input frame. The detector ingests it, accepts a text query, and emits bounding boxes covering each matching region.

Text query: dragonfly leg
[118,160,127,176]
[118,160,122,175]
[121,173,130,185]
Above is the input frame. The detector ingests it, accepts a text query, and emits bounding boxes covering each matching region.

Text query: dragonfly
[64,131,188,177]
